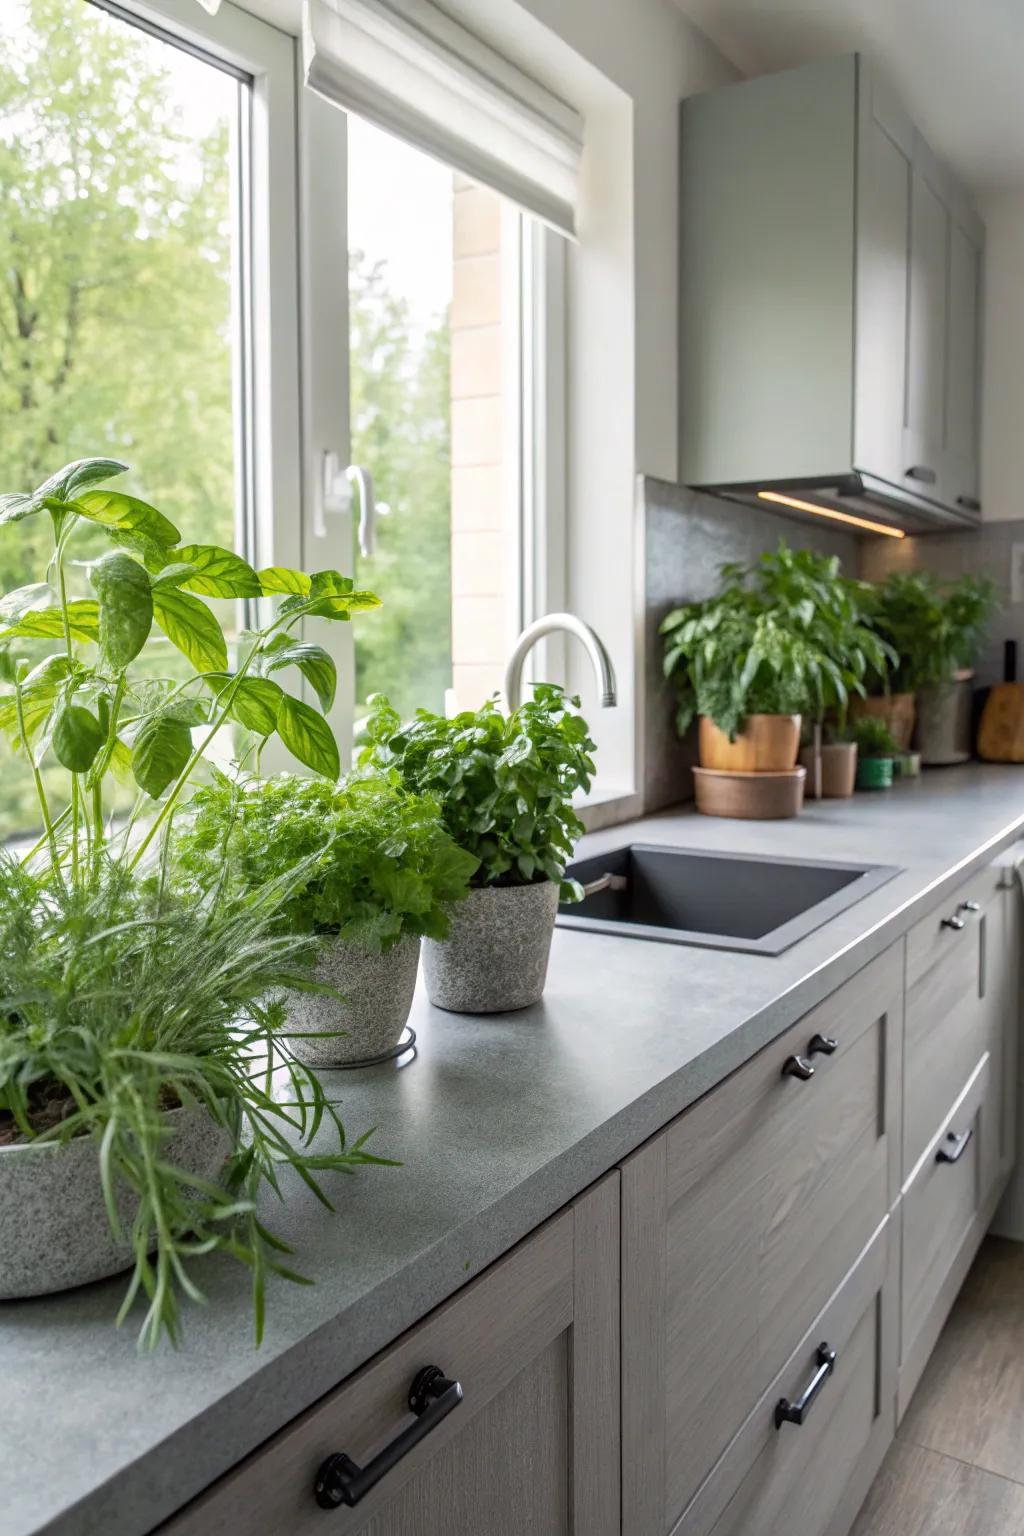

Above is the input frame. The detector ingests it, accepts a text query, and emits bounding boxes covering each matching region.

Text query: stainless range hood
[704,473,982,542]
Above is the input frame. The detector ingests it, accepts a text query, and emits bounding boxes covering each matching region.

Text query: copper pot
[698,713,802,773]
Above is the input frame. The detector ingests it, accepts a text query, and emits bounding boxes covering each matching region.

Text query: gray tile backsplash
[642,477,857,811]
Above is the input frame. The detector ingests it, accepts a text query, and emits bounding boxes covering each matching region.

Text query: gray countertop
[5,765,1024,1536]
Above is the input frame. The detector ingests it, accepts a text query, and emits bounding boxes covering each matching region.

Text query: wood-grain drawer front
[160,1180,621,1536]
[621,944,902,1536]
[905,860,1000,993]
[674,1221,893,1536]
[902,1053,998,1369]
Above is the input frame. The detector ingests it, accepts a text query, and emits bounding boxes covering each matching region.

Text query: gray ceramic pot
[287,933,420,1065]
[423,882,560,1014]
[0,1105,231,1299]
[915,677,973,765]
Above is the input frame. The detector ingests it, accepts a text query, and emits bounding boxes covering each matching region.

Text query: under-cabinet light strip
[757,490,906,539]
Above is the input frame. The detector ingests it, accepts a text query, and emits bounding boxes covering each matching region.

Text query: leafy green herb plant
[851,716,899,759]
[174,773,479,952]
[0,457,380,880]
[0,855,394,1349]
[865,572,998,693]
[359,685,596,899]
[660,542,895,741]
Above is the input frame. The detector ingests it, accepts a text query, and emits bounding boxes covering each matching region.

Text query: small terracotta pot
[849,693,915,753]
[698,714,802,772]
[799,741,857,799]
[693,765,805,819]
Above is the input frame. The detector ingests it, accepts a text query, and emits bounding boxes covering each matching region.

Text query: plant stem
[128,643,261,870]
[14,672,61,875]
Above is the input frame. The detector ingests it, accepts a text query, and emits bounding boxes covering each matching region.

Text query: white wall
[980,191,1024,523]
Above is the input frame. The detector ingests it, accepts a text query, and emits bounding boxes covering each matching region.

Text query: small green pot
[856,756,894,791]
[893,751,921,779]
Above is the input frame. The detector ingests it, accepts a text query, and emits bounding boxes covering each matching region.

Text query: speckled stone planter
[0,1105,231,1299]
[423,881,560,1014]
[287,933,421,1065]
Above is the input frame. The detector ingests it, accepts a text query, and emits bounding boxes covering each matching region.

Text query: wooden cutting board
[977,683,1024,762]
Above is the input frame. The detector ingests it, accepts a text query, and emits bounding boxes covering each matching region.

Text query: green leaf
[0,601,100,643]
[264,641,337,712]
[276,694,340,777]
[152,589,228,675]
[0,583,56,623]
[208,673,283,737]
[258,567,311,596]
[172,545,262,599]
[0,458,126,524]
[52,703,105,772]
[71,488,180,549]
[0,654,74,743]
[132,714,194,797]
[91,553,153,670]
[303,570,381,619]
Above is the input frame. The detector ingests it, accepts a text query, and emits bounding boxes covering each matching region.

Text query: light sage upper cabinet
[679,54,985,523]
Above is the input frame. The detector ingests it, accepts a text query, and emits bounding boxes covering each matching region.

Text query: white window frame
[88,0,568,763]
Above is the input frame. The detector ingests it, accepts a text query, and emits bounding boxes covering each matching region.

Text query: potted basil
[174,774,479,1062]
[0,457,389,1342]
[360,686,595,1014]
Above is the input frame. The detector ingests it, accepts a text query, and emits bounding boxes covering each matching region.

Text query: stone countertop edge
[5,767,1024,1536]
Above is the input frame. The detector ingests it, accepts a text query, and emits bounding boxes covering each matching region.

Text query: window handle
[316,454,381,557]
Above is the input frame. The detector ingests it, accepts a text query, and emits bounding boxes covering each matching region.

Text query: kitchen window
[0,0,572,839]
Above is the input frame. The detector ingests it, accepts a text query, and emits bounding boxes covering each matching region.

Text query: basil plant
[0,457,379,878]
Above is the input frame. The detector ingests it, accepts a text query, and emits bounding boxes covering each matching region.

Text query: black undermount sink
[557,844,900,956]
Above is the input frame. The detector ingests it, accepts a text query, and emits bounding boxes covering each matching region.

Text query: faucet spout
[503,612,617,713]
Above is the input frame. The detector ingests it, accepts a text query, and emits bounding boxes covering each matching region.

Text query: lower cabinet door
[673,1220,895,1536]
[898,1052,1000,1416]
[157,1176,619,1536]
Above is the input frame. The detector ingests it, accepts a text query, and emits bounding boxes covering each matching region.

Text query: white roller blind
[301,0,583,237]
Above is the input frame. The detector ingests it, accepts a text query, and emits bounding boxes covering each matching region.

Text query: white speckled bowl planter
[0,1105,231,1299]
[423,881,560,1014]
[287,933,421,1066]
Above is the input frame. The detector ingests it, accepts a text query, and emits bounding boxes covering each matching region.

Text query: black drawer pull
[942,914,965,931]
[936,1127,973,1165]
[905,464,937,485]
[314,1365,464,1509]
[808,1033,838,1057]
[775,1343,837,1429]
[782,1054,815,1081]
[958,900,981,914]
[956,495,981,513]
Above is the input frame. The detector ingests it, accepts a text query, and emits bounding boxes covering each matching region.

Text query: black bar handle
[775,1343,837,1429]
[956,495,981,512]
[942,914,966,931]
[958,900,981,915]
[314,1365,464,1510]
[808,1033,838,1058]
[782,1054,815,1082]
[905,464,937,485]
[936,1127,973,1165]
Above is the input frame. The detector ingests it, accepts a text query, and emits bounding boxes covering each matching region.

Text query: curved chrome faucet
[503,612,617,712]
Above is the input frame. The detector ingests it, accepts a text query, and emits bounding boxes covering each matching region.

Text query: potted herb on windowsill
[174,773,479,1064]
[0,457,389,1343]
[360,685,596,1014]
[852,717,898,790]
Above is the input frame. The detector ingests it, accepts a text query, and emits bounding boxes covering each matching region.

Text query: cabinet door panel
[622,945,903,1536]
[158,1176,619,1536]
[945,217,983,509]
[903,158,949,493]
[854,103,911,485]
